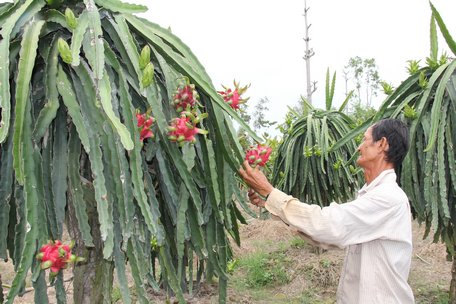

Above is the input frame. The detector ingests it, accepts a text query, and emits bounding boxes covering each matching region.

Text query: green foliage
[0,1,256,303]
[347,99,378,126]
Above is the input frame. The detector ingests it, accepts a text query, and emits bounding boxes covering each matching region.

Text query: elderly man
[239,119,414,304]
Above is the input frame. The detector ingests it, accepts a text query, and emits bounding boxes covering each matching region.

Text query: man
[239,119,414,303]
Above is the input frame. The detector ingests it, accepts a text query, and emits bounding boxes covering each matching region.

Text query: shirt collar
[358,169,396,195]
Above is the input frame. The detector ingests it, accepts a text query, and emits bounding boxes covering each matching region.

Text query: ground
[1,218,452,303]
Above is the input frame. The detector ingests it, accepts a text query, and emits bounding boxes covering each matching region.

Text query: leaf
[83,0,105,81]
[176,184,189,282]
[0,128,14,259]
[12,19,45,184]
[424,60,456,152]
[51,107,69,238]
[67,125,94,246]
[94,0,148,13]
[33,35,61,141]
[98,72,134,150]
[325,68,336,110]
[430,2,456,56]
[126,241,149,304]
[430,14,438,61]
[113,218,131,304]
[44,9,70,30]
[70,10,89,67]
[159,245,186,303]
[32,270,49,304]
[338,90,353,115]
[0,2,17,28]
[56,65,91,152]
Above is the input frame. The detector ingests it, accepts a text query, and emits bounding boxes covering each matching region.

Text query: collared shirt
[265,169,414,304]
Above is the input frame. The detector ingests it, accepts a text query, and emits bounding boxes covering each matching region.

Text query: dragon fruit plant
[0,0,260,303]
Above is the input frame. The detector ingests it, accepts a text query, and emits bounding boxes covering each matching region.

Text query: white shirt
[265,169,414,304]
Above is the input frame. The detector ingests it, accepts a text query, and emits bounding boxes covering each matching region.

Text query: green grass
[414,284,449,304]
[233,250,291,289]
[296,288,336,304]
[289,236,307,249]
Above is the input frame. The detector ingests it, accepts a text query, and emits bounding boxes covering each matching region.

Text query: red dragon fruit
[168,112,208,146]
[218,80,250,110]
[245,144,272,167]
[36,240,83,277]
[172,83,200,113]
[136,112,154,141]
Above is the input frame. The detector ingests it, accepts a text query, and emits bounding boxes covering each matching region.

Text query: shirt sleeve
[265,187,406,248]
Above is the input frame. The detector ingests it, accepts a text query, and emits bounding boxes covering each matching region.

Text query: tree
[333,4,456,301]
[0,0,258,303]
[342,56,381,125]
[252,97,276,137]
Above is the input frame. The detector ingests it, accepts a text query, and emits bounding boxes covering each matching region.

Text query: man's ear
[379,137,389,152]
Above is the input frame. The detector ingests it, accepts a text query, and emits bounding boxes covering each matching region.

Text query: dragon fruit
[245,144,272,167]
[168,112,208,146]
[36,240,82,277]
[136,112,154,141]
[172,83,200,113]
[218,80,250,110]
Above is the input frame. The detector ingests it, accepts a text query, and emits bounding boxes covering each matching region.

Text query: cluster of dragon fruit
[135,78,271,166]
[167,78,209,146]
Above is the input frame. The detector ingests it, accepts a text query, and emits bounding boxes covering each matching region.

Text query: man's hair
[371,119,409,169]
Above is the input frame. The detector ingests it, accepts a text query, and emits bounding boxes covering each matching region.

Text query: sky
[127,0,455,132]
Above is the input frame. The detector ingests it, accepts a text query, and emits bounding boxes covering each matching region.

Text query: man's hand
[248,189,266,207]
[239,160,274,197]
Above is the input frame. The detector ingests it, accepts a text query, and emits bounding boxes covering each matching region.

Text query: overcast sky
[127,0,455,130]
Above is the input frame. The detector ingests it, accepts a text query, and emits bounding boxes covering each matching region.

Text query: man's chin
[356,157,363,167]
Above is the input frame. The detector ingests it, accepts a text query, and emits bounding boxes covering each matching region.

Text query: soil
[1,218,451,303]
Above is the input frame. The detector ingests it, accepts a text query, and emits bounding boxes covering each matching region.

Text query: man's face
[356,126,382,168]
